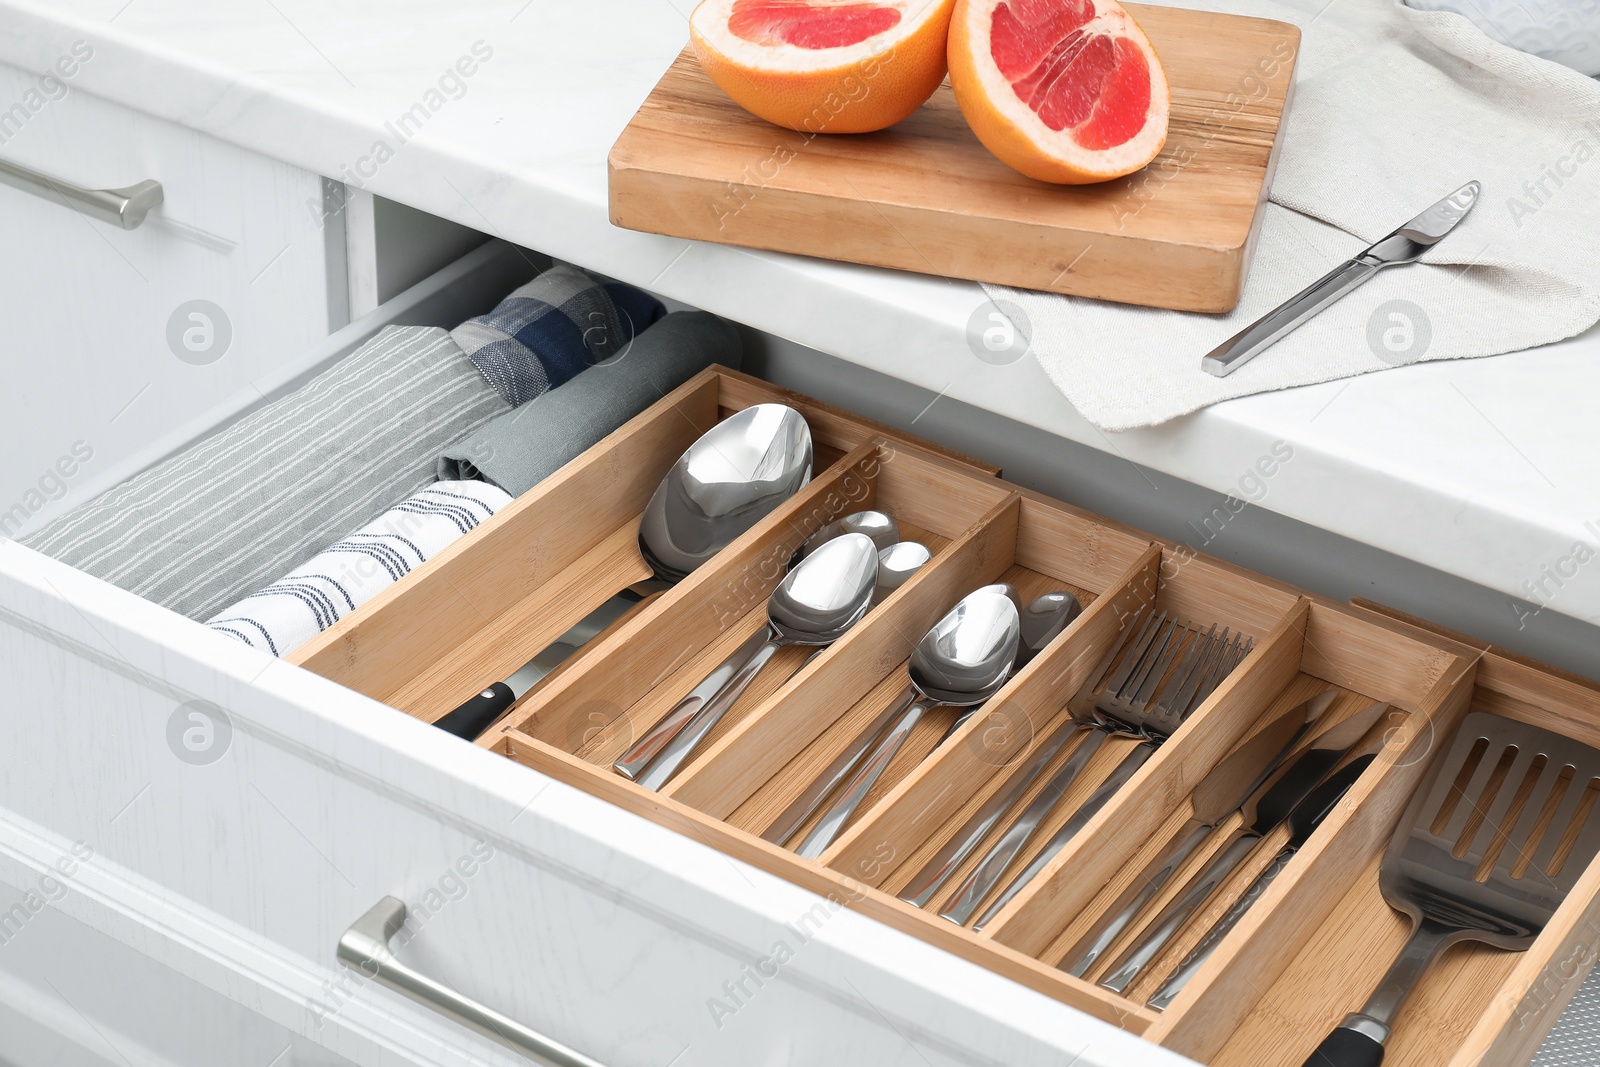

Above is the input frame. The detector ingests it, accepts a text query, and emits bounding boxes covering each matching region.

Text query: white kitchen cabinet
[0,873,355,1067]
[0,58,339,541]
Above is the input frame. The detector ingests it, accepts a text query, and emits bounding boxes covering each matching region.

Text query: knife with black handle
[432,592,643,740]
[1095,700,1389,993]
[1145,752,1378,1011]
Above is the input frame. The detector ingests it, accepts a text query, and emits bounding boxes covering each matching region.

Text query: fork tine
[1127,621,1186,710]
[1103,610,1163,698]
[1167,626,1230,722]
[1107,607,1171,700]
[1152,623,1217,720]
[1190,633,1235,716]
[1084,604,1147,695]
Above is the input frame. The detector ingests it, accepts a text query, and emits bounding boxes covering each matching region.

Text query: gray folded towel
[22,326,510,621]
[437,311,743,496]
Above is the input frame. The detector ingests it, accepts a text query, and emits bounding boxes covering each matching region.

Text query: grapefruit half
[948,0,1170,183]
[690,0,957,134]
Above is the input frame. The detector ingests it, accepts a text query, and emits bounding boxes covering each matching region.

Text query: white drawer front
[0,547,1192,1067]
[0,872,355,1067]
[0,55,336,540]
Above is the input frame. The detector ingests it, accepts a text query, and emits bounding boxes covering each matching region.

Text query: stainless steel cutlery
[438,403,813,740]
[794,588,1021,859]
[1202,181,1481,378]
[938,611,1252,928]
[1095,699,1390,993]
[619,532,879,790]
[1146,746,1378,1012]
[776,589,1079,855]
[1061,689,1336,978]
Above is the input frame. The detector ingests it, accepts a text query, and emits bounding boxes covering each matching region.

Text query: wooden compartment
[1187,602,1600,1067]
[288,366,996,721]
[290,367,1600,1066]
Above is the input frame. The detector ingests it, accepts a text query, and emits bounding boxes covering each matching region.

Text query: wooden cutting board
[609,5,1299,313]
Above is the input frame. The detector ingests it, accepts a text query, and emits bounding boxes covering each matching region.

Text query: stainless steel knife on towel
[1202,181,1481,377]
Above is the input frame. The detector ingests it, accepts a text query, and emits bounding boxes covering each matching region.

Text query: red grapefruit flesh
[949,0,1170,182]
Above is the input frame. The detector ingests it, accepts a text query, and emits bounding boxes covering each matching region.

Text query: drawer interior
[278,366,1596,1067]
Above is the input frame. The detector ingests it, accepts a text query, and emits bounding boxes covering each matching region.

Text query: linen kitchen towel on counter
[21,326,510,621]
[439,310,743,496]
[204,480,511,656]
[988,0,1600,431]
[451,263,667,407]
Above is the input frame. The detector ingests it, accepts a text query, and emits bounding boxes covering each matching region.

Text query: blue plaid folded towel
[204,480,512,656]
[450,264,666,407]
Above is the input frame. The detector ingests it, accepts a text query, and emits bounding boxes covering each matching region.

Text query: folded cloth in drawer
[203,480,512,656]
[21,326,510,621]
[451,263,666,407]
[437,310,742,495]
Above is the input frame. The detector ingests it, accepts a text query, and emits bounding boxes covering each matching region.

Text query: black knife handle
[434,682,515,740]
[1302,1021,1386,1067]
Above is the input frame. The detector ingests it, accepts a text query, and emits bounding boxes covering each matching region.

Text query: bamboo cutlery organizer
[292,368,1600,1067]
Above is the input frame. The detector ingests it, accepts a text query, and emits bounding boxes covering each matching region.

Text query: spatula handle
[1300,1020,1386,1067]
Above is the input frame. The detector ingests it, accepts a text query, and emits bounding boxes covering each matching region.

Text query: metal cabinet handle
[0,157,162,229]
[337,896,606,1067]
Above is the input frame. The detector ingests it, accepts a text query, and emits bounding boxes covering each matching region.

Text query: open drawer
[277,352,1600,1065]
[5,238,1597,1067]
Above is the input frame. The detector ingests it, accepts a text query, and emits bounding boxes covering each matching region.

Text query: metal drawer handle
[337,896,606,1067]
[0,157,162,229]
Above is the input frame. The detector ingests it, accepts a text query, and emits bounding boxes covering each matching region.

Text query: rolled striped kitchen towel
[21,326,511,621]
[205,480,511,656]
[438,311,743,496]
[451,263,666,407]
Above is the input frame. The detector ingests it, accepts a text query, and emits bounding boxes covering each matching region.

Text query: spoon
[615,518,906,778]
[795,588,1021,859]
[437,403,813,740]
[625,533,880,790]
[801,510,899,558]
[639,403,814,583]
[765,587,1072,850]
[872,541,930,605]
[939,589,1082,743]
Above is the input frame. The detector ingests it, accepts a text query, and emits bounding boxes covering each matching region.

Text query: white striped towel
[205,480,511,657]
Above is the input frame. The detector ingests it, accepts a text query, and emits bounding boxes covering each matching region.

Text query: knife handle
[434,683,516,740]
[1300,1021,1387,1067]
[1202,258,1383,378]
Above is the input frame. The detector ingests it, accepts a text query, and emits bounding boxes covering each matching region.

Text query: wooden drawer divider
[278,367,1600,1067]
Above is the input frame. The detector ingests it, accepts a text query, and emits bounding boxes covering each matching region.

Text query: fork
[935,611,1250,928]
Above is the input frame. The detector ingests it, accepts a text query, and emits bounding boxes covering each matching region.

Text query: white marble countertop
[3,0,1598,630]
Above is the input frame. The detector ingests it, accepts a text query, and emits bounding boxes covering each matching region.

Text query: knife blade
[1094,699,1390,993]
[1202,181,1481,378]
[431,592,644,740]
[1146,751,1379,1012]
[1061,689,1336,977]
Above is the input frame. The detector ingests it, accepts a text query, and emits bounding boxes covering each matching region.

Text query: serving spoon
[435,404,813,739]
[628,533,880,790]
[795,588,1021,858]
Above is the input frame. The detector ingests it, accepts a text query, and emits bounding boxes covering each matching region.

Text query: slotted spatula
[1302,711,1600,1067]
